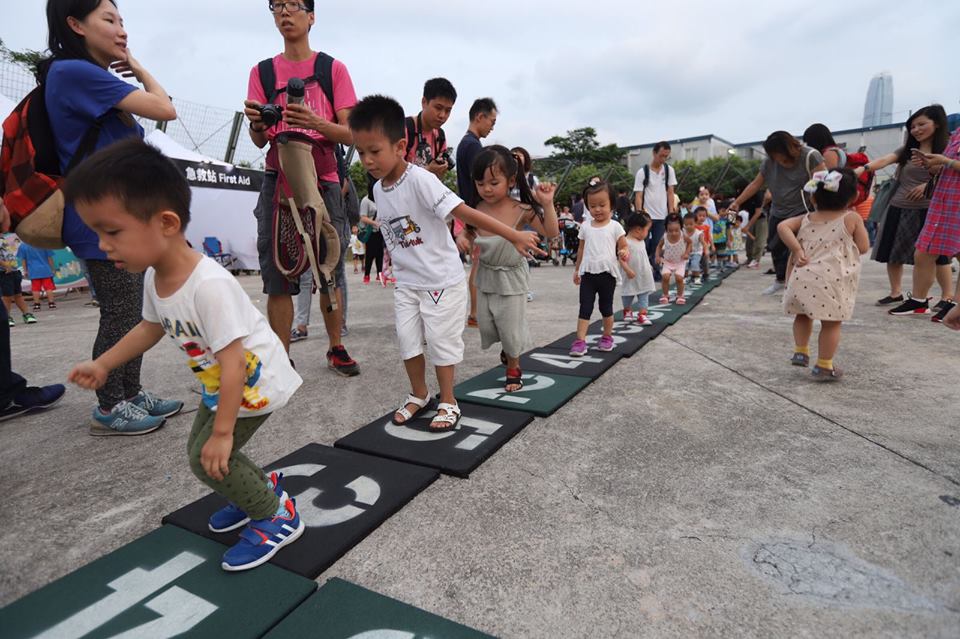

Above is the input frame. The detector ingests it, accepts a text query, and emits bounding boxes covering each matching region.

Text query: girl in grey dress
[470,146,559,392]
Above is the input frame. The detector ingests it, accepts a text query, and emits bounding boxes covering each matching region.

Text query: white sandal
[429,402,462,432]
[392,393,430,425]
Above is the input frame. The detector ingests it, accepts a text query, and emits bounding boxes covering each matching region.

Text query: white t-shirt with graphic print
[373,163,465,290]
[142,256,302,416]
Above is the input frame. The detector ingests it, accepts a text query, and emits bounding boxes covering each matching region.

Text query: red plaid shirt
[917,129,960,257]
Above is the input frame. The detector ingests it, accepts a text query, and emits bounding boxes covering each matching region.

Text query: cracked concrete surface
[746,537,943,612]
[2,259,959,637]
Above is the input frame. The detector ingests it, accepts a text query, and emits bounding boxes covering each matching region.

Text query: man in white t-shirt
[633,141,678,281]
[349,95,541,433]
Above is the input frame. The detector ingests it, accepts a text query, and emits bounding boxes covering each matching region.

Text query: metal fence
[0,61,266,168]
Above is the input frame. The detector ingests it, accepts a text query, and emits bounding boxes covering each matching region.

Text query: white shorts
[394,280,468,366]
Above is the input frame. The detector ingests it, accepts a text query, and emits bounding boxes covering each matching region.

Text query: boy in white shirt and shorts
[349,95,541,431]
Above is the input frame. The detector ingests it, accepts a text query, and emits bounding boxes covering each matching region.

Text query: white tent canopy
[145,129,231,167]
[145,131,260,270]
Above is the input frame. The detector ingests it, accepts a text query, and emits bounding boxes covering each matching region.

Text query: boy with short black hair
[66,139,304,572]
[350,95,540,432]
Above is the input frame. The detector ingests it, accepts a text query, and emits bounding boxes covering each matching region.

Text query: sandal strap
[432,402,461,423]
[402,393,429,409]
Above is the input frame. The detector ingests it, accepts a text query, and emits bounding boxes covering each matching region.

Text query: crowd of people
[1,0,959,573]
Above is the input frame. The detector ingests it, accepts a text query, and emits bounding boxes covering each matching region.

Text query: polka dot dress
[783,213,862,321]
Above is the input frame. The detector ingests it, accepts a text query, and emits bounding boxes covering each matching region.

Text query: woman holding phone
[901,126,960,322]
[854,105,952,313]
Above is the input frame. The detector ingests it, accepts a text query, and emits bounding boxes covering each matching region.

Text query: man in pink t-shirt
[243,0,359,377]
[404,78,457,179]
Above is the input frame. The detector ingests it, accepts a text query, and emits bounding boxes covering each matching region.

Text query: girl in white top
[620,212,656,325]
[570,179,628,357]
[656,214,693,304]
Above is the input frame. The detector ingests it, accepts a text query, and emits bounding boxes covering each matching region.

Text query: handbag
[868,176,899,224]
[357,223,375,244]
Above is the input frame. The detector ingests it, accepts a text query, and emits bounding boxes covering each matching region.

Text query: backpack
[825,146,872,206]
[257,52,347,184]
[641,163,671,189]
[1,87,104,249]
[640,163,672,212]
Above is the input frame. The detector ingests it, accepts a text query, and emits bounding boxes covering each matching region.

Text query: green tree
[543,127,623,166]
[671,156,761,204]
[0,38,44,77]
[535,127,632,207]
[348,160,459,197]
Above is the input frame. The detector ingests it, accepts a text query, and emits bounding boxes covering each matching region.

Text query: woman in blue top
[42,0,181,434]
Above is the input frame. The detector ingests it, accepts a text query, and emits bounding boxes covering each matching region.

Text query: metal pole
[224,112,244,164]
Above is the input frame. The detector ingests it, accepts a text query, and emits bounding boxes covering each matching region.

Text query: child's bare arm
[616,235,629,260]
[778,216,807,265]
[452,203,543,258]
[201,339,246,482]
[847,212,870,254]
[69,321,165,389]
[682,236,692,260]
[530,183,560,239]
[573,237,585,285]
[654,238,665,263]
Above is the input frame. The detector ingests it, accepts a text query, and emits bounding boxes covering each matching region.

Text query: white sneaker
[762,281,785,296]
[693,277,702,285]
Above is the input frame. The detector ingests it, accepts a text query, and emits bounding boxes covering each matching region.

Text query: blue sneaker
[130,390,184,418]
[0,384,66,422]
[89,400,165,436]
[208,472,284,533]
[221,494,305,571]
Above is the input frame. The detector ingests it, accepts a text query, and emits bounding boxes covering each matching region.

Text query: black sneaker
[0,384,66,422]
[932,300,956,323]
[888,297,930,316]
[876,294,904,306]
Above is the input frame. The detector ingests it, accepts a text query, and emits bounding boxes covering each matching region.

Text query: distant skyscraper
[863,73,894,127]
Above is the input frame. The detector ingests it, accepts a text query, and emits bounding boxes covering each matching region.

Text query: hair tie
[803,170,843,194]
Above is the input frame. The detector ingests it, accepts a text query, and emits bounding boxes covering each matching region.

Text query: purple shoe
[569,339,588,357]
[598,335,615,352]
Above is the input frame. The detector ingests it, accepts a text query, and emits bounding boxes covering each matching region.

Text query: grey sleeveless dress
[475,227,529,358]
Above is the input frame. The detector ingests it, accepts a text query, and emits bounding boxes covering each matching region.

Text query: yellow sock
[795,345,810,356]
[816,358,833,370]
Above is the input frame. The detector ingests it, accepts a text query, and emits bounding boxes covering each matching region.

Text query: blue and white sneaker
[209,472,284,533]
[221,494,305,571]
[130,390,184,418]
[89,400,165,436]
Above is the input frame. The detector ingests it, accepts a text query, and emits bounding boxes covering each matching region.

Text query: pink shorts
[662,261,686,278]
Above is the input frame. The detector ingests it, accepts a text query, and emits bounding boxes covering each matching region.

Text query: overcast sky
[3,0,958,156]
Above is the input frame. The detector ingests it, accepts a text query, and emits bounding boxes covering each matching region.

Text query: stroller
[559,219,580,266]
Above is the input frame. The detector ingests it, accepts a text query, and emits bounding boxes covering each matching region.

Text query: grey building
[863,72,894,128]
[623,135,736,174]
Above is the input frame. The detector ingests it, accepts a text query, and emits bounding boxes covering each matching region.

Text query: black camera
[258,103,284,128]
[438,149,455,171]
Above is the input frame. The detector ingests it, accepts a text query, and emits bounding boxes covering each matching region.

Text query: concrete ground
[1,256,959,637]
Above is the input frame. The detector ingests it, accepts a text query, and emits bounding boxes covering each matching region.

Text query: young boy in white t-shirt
[349,95,541,432]
[66,139,304,572]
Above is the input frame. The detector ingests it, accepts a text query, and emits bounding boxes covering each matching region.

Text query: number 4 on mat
[467,374,555,404]
[528,352,604,370]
